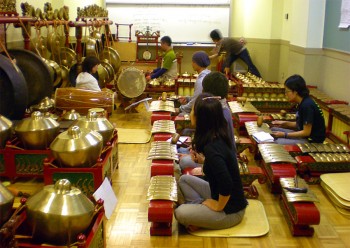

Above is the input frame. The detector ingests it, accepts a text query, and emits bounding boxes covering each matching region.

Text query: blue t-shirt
[296,96,326,143]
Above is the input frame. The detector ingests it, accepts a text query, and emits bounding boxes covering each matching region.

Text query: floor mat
[117,128,151,144]
[188,199,269,237]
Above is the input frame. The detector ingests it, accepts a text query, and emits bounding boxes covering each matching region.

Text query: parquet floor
[106,108,350,248]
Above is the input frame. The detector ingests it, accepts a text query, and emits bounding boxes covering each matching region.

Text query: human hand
[191,151,205,164]
[271,120,285,127]
[271,131,284,139]
[178,96,187,104]
[190,167,203,176]
[202,199,220,211]
[224,67,230,76]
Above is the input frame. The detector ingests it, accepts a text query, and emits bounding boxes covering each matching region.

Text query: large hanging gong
[100,47,121,74]
[117,67,146,98]
[4,49,53,106]
[0,55,28,120]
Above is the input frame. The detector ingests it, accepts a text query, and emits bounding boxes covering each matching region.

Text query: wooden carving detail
[0,0,17,14]
[19,2,69,21]
[77,4,108,18]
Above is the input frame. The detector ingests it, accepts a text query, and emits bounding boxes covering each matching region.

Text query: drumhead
[117,67,146,98]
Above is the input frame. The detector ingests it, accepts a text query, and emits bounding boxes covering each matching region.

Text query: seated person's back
[76,56,101,91]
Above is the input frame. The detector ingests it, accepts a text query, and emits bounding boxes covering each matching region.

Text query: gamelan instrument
[147,141,178,160]
[54,87,114,115]
[117,67,146,98]
[151,120,176,134]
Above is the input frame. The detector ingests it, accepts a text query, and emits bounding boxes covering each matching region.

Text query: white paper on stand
[252,131,275,143]
[93,178,118,220]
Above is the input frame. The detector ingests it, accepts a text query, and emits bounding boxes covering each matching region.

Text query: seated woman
[76,56,101,91]
[175,93,247,231]
[179,71,235,170]
[271,74,326,144]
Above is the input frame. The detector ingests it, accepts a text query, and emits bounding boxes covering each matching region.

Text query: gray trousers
[175,175,245,230]
[271,127,309,145]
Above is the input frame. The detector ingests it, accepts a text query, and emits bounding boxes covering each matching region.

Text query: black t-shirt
[202,138,247,214]
[296,96,326,143]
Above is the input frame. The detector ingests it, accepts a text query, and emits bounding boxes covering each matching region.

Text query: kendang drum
[117,67,146,98]
[54,87,114,115]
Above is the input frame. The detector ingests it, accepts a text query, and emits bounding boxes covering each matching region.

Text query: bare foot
[187,225,200,232]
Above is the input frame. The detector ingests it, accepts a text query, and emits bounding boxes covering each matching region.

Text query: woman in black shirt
[271,74,326,144]
[175,93,247,231]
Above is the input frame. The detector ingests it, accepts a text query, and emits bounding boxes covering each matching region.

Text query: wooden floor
[106,107,350,248]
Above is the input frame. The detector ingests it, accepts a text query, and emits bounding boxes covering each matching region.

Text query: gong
[100,47,121,74]
[0,54,28,120]
[117,67,146,98]
[4,49,53,107]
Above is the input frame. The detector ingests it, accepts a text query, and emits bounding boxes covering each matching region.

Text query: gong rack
[0,15,36,50]
[6,3,113,64]
[135,29,160,63]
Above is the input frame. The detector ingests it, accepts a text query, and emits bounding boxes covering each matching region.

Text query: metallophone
[285,143,350,184]
[148,99,178,236]
[279,177,320,236]
[257,144,321,236]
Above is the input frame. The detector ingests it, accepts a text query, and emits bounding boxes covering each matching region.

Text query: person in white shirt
[76,56,101,91]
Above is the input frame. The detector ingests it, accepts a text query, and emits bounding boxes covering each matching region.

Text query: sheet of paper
[93,178,118,219]
[252,131,275,143]
[339,0,350,28]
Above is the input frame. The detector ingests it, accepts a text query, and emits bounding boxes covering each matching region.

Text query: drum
[117,67,146,98]
[54,87,114,115]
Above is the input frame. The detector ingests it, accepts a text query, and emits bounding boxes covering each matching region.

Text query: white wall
[306,0,326,48]
[231,0,275,38]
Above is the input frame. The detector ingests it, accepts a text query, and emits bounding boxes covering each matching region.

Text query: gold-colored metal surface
[50,126,103,167]
[54,47,77,69]
[148,78,161,87]
[100,47,121,74]
[0,115,12,149]
[271,113,296,121]
[310,153,350,163]
[245,121,272,135]
[77,4,108,18]
[0,183,14,226]
[100,60,115,85]
[148,100,175,112]
[280,177,319,202]
[297,143,350,153]
[62,109,81,120]
[147,141,178,160]
[147,176,177,201]
[1,0,16,12]
[151,120,176,134]
[30,96,55,113]
[26,179,95,245]
[14,111,60,149]
[228,101,260,113]
[73,110,115,145]
[163,79,175,87]
[258,144,296,164]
